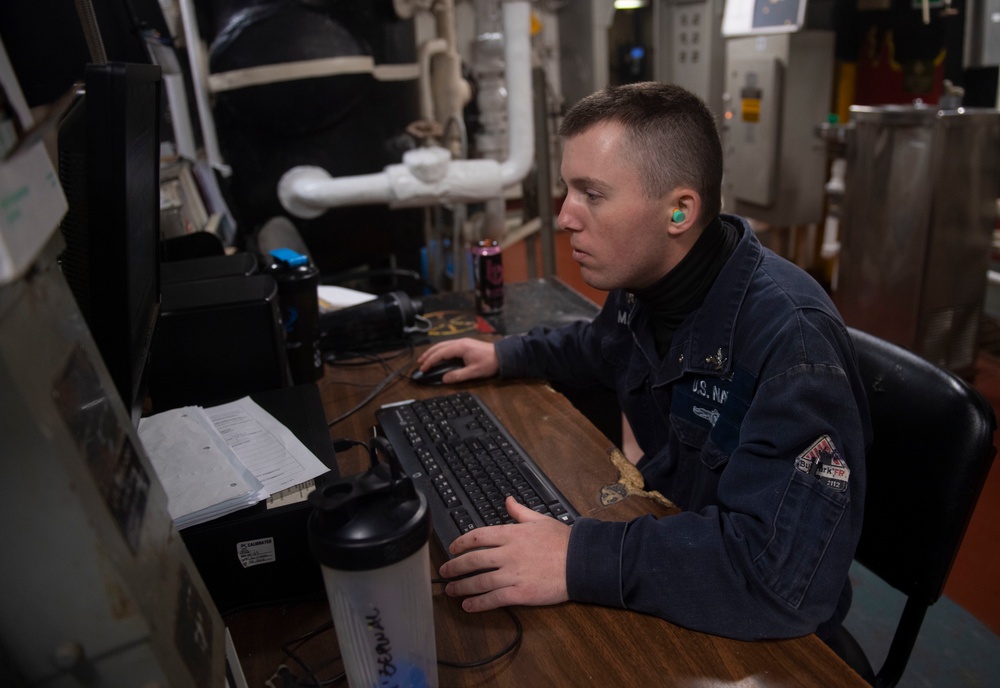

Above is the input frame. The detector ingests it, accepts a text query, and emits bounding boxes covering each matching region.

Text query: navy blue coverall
[495,214,872,640]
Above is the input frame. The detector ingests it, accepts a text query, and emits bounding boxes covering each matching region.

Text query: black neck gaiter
[632,217,737,357]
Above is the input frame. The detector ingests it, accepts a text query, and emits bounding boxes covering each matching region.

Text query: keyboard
[375,391,579,551]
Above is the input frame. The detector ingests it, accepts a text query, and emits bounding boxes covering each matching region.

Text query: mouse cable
[436,607,523,669]
[324,345,414,369]
[430,577,524,669]
[275,604,522,686]
[326,342,414,428]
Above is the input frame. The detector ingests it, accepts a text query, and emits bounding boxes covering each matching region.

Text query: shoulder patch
[794,435,850,492]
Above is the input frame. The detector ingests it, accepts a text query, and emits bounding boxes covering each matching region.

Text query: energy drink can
[472,240,504,314]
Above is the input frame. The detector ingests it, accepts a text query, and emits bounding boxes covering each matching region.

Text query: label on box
[0,142,67,284]
[236,537,276,568]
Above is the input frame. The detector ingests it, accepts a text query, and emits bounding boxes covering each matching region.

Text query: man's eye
[585,191,600,202]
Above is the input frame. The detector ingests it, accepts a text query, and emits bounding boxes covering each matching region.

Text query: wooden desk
[227,341,867,687]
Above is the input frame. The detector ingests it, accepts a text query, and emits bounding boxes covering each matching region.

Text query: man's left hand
[439,496,571,612]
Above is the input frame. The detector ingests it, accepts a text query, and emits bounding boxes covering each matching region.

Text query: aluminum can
[472,240,504,314]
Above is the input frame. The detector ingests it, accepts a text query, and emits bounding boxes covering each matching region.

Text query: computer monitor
[57,61,162,426]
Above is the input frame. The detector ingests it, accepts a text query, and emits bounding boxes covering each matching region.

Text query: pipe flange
[402,146,452,184]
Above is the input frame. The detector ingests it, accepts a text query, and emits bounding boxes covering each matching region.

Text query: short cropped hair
[559,82,723,222]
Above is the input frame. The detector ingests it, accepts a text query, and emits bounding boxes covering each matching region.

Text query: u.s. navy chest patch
[795,435,850,492]
[687,378,731,428]
[669,368,754,457]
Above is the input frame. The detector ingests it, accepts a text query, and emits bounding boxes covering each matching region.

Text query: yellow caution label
[531,12,542,36]
[741,98,761,122]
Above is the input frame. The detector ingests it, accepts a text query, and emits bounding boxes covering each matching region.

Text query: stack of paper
[138,396,329,529]
[317,284,375,313]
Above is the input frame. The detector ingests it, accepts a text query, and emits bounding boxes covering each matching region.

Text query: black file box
[179,384,339,614]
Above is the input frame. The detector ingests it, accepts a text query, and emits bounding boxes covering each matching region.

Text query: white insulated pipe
[493,1,533,186]
[177,0,231,176]
[278,0,534,219]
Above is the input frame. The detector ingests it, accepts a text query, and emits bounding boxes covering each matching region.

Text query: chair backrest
[849,327,996,605]
[823,329,996,687]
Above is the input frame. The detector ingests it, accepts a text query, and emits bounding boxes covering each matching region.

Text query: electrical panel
[721,31,834,226]
[658,0,727,121]
[558,0,614,108]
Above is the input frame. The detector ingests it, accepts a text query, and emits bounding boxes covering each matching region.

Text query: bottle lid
[269,247,309,267]
[307,461,430,571]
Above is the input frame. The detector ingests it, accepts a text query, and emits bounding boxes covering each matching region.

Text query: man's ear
[666,188,701,237]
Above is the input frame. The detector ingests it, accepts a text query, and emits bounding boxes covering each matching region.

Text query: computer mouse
[412,358,465,386]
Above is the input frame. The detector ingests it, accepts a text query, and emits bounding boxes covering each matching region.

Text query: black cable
[430,577,524,669]
[275,592,523,683]
[331,438,368,454]
[326,343,415,427]
[436,607,524,669]
[322,349,404,392]
[278,619,344,687]
[325,347,412,367]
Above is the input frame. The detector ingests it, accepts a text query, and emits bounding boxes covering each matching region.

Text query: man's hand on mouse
[416,338,500,384]
[439,496,571,612]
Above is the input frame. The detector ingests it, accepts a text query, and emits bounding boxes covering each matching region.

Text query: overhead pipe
[177,0,231,176]
[473,0,511,241]
[417,38,449,121]
[278,0,534,218]
[431,0,471,127]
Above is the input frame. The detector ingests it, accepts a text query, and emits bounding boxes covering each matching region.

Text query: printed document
[139,396,329,528]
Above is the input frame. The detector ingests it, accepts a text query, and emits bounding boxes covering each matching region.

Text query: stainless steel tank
[836,104,1000,374]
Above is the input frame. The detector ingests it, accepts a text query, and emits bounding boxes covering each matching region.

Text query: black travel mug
[268,248,322,383]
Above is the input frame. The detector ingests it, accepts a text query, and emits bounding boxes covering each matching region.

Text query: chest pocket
[670,367,754,469]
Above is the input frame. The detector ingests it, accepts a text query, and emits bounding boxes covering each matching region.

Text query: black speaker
[149,274,291,412]
[160,252,259,287]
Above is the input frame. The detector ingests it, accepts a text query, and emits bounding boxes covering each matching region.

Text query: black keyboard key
[452,509,475,533]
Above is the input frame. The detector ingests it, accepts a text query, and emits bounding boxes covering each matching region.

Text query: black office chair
[826,327,997,687]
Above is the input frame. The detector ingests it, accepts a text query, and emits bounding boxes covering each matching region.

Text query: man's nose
[557,197,580,232]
